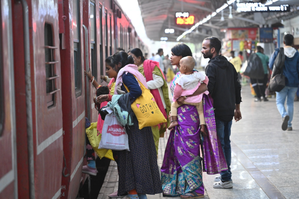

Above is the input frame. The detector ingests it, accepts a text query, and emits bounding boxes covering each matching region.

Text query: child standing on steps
[168,56,209,131]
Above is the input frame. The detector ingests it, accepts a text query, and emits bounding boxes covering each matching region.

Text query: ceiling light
[221,10,224,21]
[165,28,174,34]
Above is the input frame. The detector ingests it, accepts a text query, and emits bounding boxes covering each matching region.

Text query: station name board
[236,3,290,12]
[175,12,194,25]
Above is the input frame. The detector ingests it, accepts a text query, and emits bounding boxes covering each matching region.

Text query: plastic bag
[85,122,114,160]
[99,111,129,151]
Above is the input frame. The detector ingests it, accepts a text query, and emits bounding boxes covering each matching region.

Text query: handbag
[85,122,114,160]
[124,77,167,130]
[269,73,285,92]
[99,112,129,151]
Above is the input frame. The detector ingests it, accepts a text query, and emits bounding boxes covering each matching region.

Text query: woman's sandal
[180,192,204,198]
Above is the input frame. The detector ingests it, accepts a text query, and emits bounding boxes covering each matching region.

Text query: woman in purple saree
[161,44,227,198]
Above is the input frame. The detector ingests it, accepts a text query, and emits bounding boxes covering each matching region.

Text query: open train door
[59,0,86,198]
[0,1,17,198]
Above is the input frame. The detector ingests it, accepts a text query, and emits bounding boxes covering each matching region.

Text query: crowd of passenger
[80,34,299,199]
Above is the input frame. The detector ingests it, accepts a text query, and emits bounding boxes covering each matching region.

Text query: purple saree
[161,73,227,196]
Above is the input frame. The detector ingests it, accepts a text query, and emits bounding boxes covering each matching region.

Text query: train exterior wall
[0,0,17,198]
[60,0,85,198]
[31,0,64,198]
[1,0,147,198]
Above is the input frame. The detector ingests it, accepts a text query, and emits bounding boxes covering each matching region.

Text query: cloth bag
[99,109,129,151]
[124,78,167,130]
[85,122,114,160]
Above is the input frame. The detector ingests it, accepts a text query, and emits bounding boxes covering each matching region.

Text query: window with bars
[90,2,97,80]
[73,0,82,96]
[44,23,59,108]
[0,6,3,136]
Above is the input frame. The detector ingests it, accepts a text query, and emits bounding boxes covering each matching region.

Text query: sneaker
[282,116,289,131]
[214,176,233,183]
[287,127,293,131]
[213,181,233,189]
[82,165,98,176]
[214,176,221,182]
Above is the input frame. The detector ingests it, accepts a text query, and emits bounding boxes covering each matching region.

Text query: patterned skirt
[117,116,162,195]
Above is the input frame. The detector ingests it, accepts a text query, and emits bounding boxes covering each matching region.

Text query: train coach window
[99,5,104,77]
[0,11,3,135]
[90,2,97,80]
[73,0,82,96]
[44,23,59,108]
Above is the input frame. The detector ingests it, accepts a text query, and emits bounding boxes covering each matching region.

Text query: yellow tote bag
[85,122,114,160]
[124,78,167,130]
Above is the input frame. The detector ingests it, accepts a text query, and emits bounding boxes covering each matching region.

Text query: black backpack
[271,47,285,78]
[269,48,286,92]
[243,53,264,79]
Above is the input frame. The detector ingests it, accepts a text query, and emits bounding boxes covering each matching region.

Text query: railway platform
[97,84,299,199]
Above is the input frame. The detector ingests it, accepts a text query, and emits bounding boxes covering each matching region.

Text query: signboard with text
[260,28,273,43]
[236,2,290,12]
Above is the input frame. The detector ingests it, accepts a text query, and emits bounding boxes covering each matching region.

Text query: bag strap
[123,75,146,93]
[280,47,285,70]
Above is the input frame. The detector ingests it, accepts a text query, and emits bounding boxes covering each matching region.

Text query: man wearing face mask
[202,37,242,189]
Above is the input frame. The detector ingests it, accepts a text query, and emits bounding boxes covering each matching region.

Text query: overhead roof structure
[137,0,299,42]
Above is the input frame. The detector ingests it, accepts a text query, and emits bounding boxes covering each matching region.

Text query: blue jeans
[216,119,232,182]
[276,86,298,127]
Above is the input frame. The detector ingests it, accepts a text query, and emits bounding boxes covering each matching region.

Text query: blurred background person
[163,54,174,82]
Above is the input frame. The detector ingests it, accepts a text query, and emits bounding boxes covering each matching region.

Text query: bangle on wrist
[91,77,95,84]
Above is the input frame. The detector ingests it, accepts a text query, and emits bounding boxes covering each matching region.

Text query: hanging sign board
[260,28,273,43]
[226,28,257,40]
[236,3,290,12]
[175,12,195,25]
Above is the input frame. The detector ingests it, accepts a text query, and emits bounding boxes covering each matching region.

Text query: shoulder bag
[124,78,167,130]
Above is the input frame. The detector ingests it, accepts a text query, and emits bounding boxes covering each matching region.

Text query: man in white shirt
[153,48,164,74]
